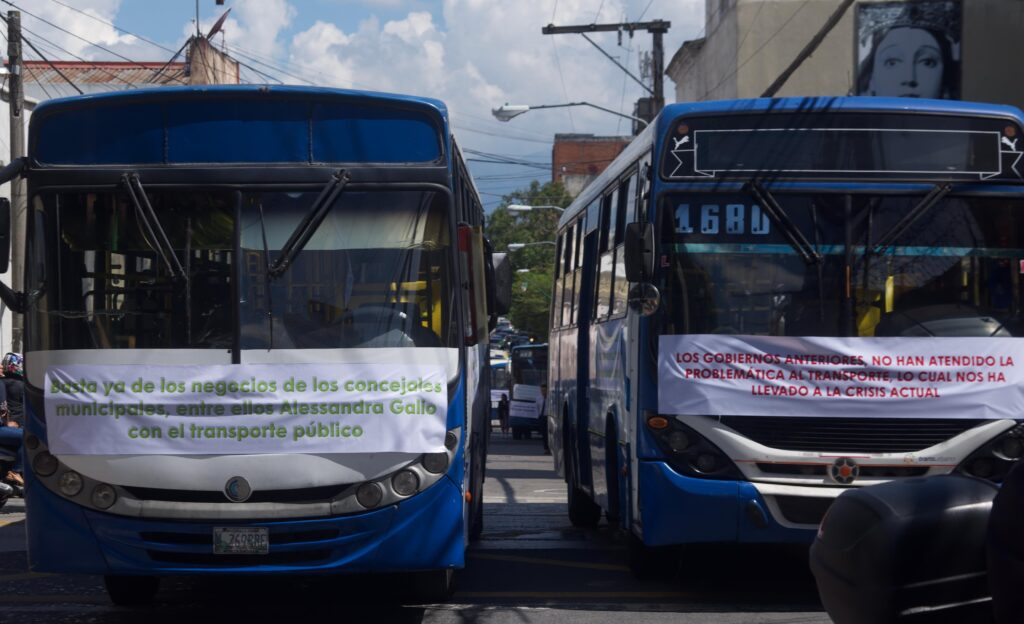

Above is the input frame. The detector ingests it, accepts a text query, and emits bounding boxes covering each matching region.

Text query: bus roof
[29,85,451,167]
[558,96,1024,228]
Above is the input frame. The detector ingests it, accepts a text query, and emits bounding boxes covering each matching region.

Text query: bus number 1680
[675,204,770,235]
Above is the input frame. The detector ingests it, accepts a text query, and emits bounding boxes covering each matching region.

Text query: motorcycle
[0,446,17,510]
[0,426,22,510]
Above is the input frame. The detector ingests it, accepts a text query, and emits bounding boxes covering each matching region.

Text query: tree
[485,180,572,342]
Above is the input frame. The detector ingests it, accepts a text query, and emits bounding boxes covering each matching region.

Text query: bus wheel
[408,568,457,603]
[104,575,159,606]
[566,438,601,528]
[627,533,678,580]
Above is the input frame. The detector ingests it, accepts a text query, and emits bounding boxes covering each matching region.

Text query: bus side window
[562,222,575,326]
[611,173,635,317]
[595,189,616,320]
[571,218,583,325]
[552,233,564,329]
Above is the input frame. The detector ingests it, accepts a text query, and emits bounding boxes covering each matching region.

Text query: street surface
[0,434,831,623]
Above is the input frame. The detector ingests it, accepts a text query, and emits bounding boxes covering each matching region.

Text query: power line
[3,0,186,84]
[42,0,178,55]
[1,13,83,95]
[17,22,163,89]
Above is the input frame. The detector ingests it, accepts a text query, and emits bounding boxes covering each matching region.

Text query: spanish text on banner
[45,363,448,455]
[658,335,1024,419]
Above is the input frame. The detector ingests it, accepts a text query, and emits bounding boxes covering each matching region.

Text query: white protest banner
[45,363,448,455]
[658,335,1024,419]
[509,399,540,420]
[513,384,544,404]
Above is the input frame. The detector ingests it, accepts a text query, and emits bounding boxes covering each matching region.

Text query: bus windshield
[511,347,548,386]
[27,189,455,352]
[239,190,454,349]
[659,192,1024,338]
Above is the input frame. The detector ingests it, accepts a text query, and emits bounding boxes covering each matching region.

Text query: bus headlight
[33,452,58,477]
[356,482,383,509]
[645,412,743,480]
[957,423,1024,481]
[392,470,419,497]
[58,471,83,497]
[91,484,117,509]
[422,452,449,474]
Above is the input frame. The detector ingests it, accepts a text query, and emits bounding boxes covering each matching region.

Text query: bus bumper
[637,460,815,546]
[26,472,465,575]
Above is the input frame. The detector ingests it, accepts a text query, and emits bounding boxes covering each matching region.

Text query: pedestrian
[2,353,24,427]
[0,353,21,488]
[498,393,510,435]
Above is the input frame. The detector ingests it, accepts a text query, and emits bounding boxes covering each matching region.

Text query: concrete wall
[668,0,1024,111]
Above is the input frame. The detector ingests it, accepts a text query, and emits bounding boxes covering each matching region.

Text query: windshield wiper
[747,181,821,265]
[268,169,351,278]
[122,173,186,279]
[257,201,275,350]
[872,183,952,256]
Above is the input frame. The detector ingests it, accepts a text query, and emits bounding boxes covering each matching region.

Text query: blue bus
[546,97,1024,576]
[508,343,548,439]
[0,86,510,603]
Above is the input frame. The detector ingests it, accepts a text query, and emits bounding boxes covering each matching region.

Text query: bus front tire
[104,575,159,606]
[566,447,601,528]
[408,568,457,603]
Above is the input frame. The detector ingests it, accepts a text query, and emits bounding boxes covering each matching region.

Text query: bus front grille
[719,417,987,453]
[147,549,331,566]
[122,484,350,504]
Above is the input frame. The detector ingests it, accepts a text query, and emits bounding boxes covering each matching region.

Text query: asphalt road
[0,433,832,623]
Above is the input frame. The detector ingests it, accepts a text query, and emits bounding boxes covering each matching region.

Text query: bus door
[573,202,601,493]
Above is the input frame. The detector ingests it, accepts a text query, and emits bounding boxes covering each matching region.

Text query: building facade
[667,0,1024,110]
[552,133,632,197]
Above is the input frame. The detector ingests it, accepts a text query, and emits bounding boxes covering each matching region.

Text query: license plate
[213,527,269,555]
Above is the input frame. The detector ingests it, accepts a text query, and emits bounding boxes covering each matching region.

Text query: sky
[13,0,705,211]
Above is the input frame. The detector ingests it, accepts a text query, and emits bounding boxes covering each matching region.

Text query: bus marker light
[423,452,449,474]
[465,491,472,503]
[647,416,670,430]
[392,470,419,497]
[356,482,383,509]
[91,484,117,509]
[445,431,458,450]
[999,437,1024,460]
[24,434,39,451]
[33,452,58,477]
[58,471,83,497]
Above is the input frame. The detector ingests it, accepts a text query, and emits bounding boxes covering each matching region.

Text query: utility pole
[7,10,23,352]
[542,20,671,115]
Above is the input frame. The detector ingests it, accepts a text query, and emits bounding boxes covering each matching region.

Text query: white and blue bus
[0,86,510,603]
[547,97,1024,576]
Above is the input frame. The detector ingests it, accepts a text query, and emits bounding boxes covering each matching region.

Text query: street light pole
[507,204,565,214]
[507,241,557,251]
[492,102,648,128]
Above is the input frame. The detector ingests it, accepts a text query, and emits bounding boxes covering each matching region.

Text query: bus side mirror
[491,252,512,316]
[624,222,654,283]
[0,197,11,274]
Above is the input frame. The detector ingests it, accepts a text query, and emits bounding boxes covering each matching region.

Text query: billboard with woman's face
[856,1,961,100]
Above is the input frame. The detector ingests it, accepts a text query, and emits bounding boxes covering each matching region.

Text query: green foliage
[485,180,572,342]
